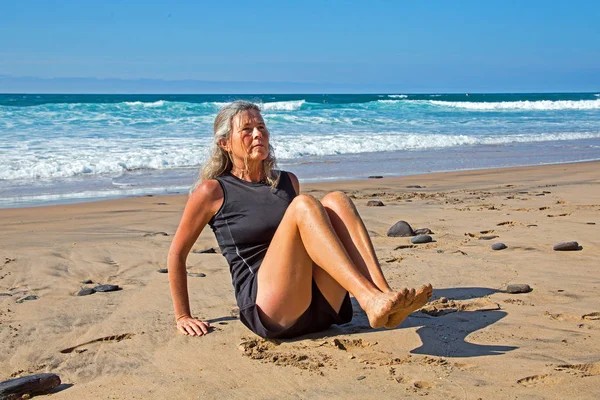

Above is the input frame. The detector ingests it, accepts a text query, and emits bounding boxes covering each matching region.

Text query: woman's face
[223,109,270,165]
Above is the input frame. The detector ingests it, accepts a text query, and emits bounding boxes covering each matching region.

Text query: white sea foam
[388,95,408,98]
[3,130,598,181]
[420,99,600,111]
[261,100,305,111]
[124,100,166,108]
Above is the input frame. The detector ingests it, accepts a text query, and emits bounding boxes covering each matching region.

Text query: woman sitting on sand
[168,101,432,338]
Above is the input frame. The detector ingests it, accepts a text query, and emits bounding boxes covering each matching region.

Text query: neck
[231,163,265,182]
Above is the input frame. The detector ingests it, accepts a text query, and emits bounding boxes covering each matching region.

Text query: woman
[168,101,432,339]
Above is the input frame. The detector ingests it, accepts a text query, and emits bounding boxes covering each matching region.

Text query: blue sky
[1,0,599,93]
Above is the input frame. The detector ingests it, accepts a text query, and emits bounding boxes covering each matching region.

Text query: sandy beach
[1,161,599,399]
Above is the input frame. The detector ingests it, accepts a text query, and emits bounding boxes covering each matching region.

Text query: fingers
[177,318,212,337]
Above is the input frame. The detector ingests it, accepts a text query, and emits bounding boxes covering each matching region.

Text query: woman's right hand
[176,316,212,337]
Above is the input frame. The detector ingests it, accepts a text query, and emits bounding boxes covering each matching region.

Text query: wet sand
[1,161,599,399]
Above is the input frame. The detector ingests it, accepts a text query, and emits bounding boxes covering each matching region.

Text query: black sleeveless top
[208,171,297,301]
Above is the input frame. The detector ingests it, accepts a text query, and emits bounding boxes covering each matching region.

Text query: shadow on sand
[330,286,518,358]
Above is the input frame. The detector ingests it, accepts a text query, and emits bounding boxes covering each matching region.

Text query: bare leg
[321,191,432,328]
[255,194,423,330]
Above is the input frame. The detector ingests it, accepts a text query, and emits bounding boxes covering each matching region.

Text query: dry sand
[1,161,599,399]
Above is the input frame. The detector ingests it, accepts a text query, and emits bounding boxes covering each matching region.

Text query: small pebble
[406,185,423,189]
[77,288,95,296]
[187,273,207,278]
[366,200,384,207]
[81,279,93,284]
[585,222,595,225]
[492,243,507,250]
[506,284,532,294]
[93,284,121,292]
[553,241,580,251]
[157,268,168,274]
[143,232,169,237]
[411,235,433,244]
[16,295,39,304]
[357,376,366,380]
[479,235,499,240]
[368,175,383,179]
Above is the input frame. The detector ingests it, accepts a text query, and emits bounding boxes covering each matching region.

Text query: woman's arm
[168,179,223,336]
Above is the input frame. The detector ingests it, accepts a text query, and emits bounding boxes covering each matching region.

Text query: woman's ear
[218,138,230,152]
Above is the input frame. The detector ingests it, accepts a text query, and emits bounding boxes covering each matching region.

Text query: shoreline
[2,159,600,211]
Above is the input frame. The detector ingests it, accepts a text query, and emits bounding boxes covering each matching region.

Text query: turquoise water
[1,93,599,207]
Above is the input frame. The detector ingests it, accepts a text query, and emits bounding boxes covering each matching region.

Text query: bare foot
[361,290,414,329]
[384,284,433,329]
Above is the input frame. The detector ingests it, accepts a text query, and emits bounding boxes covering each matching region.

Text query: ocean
[1,93,599,208]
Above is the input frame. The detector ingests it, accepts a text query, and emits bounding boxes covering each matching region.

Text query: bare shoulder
[187,179,224,215]
[285,171,300,195]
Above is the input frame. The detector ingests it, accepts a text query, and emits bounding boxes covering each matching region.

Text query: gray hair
[191,100,279,193]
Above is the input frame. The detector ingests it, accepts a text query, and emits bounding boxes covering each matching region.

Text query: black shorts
[237,275,353,339]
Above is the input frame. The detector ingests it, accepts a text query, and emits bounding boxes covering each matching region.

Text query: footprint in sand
[517,374,563,387]
[496,221,515,226]
[60,333,135,354]
[420,298,500,317]
[555,362,600,376]
[582,312,600,321]
[238,338,328,372]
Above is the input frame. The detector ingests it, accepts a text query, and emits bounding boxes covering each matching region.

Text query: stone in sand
[368,175,383,179]
[479,235,499,240]
[143,232,169,237]
[366,200,384,207]
[0,373,61,399]
[193,247,217,254]
[411,235,433,244]
[187,273,207,278]
[506,284,532,294]
[93,284,121,292]
[406,185,423,188]
[492,243,507,250]
[553,241,580,251]
[387,221,415,237]
[81,279,93,284]
[157,268,168,273]
[414,228,433,235]
[77,288,95,296]
[16,295,38,304]
[586,222,596,225]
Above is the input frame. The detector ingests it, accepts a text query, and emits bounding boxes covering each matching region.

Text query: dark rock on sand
[411,235,433,244]
[157,268,168,274]
[16,295,39,304]
[93,284,121,292]
[479,235,499,240]
[492,243,507,250]
[187,273,207,278]
[506,284,532,294]
[77,288,95,296]
[0,373,61,399]
[553,241,581,251]
[387,221,415,237]
[0,293,12,297]
[143,232,169,237]
[413,228,433,235]
[193,247,217,254]
[366,200,384,207]
[406,185,423,189]
[586,222,595,225]
[81,279,93,284]
[368,175,383,179]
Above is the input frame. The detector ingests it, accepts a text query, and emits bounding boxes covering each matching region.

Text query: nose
[252,127,263,138]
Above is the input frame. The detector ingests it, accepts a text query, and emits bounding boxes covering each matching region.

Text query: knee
[290,194,322,214]
[321,191,352,210]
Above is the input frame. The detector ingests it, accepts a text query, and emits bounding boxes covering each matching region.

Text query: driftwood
[0,373,60,400]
